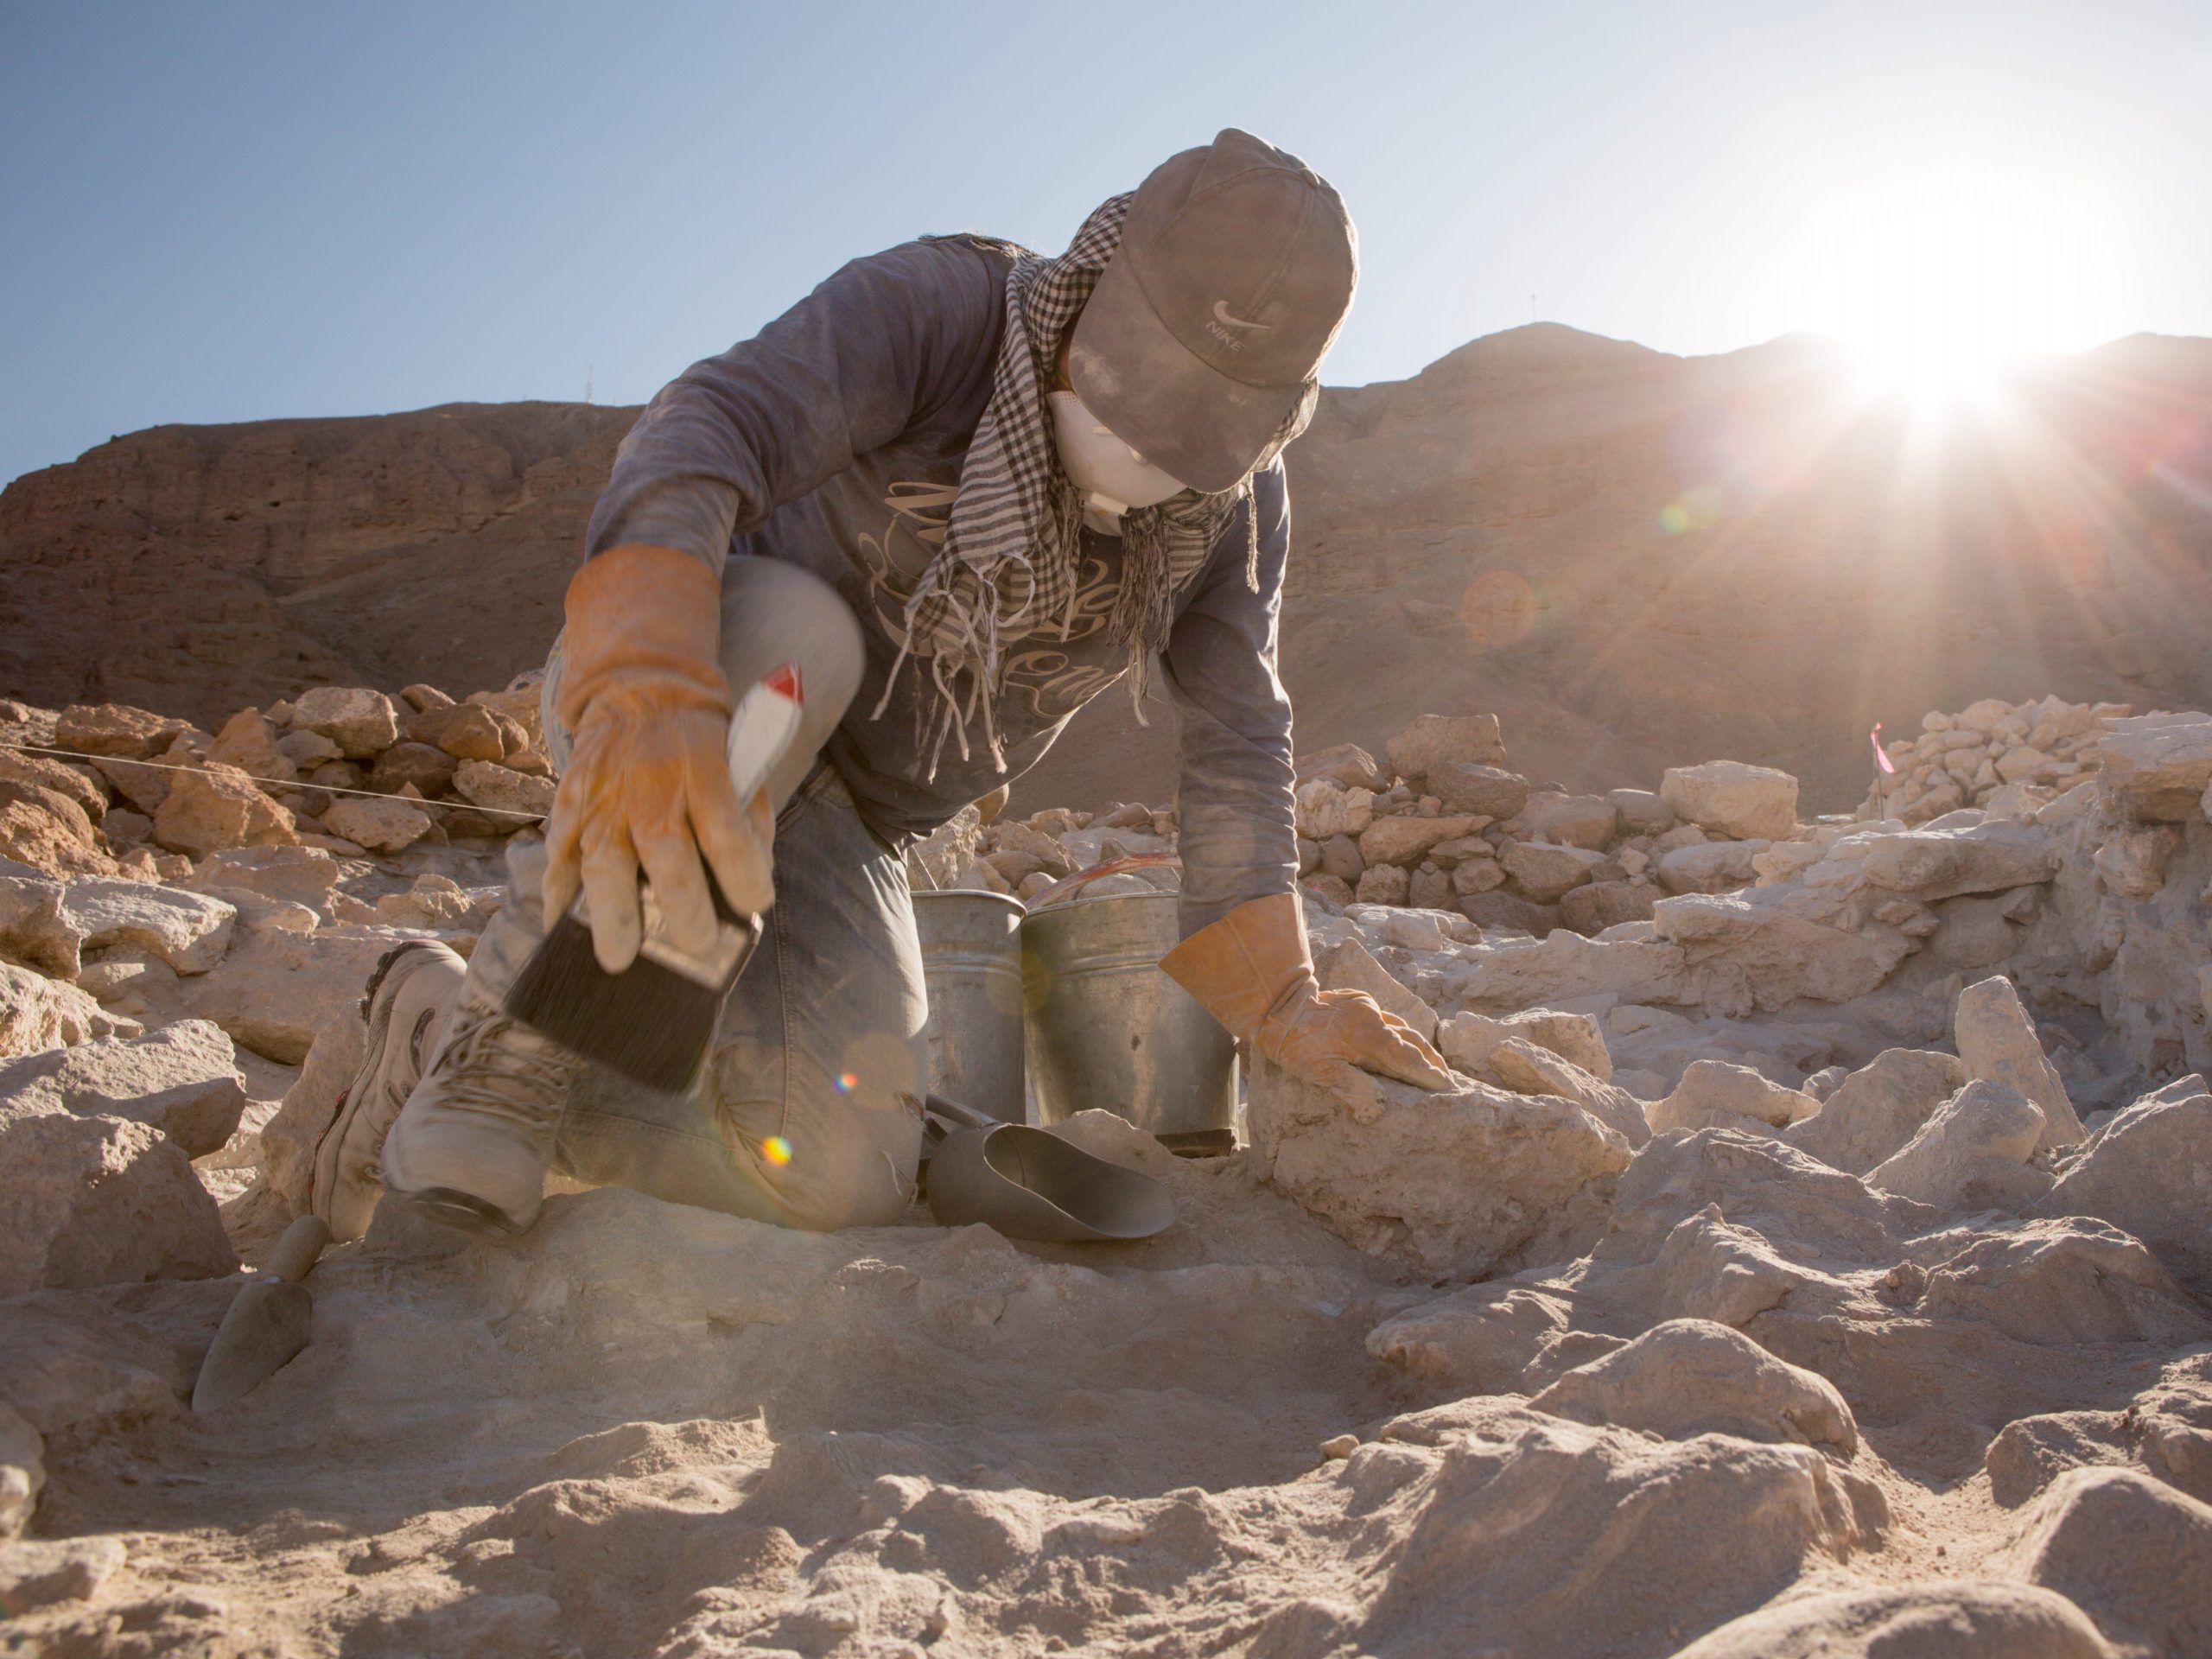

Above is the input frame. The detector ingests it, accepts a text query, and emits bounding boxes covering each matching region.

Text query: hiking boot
[311,940,467,1240]
[378,872,583,1237]
[378,991,584,1236]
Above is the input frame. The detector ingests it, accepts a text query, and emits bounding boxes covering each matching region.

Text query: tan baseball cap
[1068,129,1357,495]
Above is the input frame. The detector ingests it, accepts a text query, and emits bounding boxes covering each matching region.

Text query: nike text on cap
[1068,128,1357,496]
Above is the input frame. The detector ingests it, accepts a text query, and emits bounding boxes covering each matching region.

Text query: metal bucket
[912,889,1027,1122]
[1020,888,1236,1156]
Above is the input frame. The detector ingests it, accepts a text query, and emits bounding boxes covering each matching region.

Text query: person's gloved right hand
[542,543,773,974]
[1159,892,1452,1122]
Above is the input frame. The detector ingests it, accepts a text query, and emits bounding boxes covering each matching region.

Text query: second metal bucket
[912,889,1027,1123]
[1020,888,1237,1156]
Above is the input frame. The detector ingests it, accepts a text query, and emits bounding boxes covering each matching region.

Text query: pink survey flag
[1871,723,1897,776]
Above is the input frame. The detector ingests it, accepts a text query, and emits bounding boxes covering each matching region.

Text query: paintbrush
[504,663,804,1093]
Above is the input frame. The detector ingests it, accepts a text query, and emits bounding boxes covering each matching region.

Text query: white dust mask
[1047,389,1188,535]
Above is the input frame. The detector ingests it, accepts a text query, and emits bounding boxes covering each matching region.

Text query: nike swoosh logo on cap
[1211,301,1272,332]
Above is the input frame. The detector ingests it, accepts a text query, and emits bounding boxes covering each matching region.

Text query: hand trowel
[192,1214,330,1413]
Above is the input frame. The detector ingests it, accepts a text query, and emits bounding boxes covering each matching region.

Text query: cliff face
[0,402,632,721]
[5,327,2209,811]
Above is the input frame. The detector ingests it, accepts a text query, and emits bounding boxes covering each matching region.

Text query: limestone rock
[0,870,80,976]
[1654,887,1915,1013]
[260,1009,369,1211]
[0,748,107,821]
[1515,791,1617,851]
[2098,712,2212,821]
[1317,833,1363,884]
[53,702,186,759]
[1357,813,1480,868]
[206,707,296,784]
[1783,1047,1967,1173]
[0,1018,245,1155]
[368,740,459,798]
[415,701,509,761]
[1427,761,1529,820]
[1929,892,2029,967]
[2006,1468,2212,1658]
[1293,779,1374,842]
[1487,1035,1649,1148]
[1559,877,1656,935]
[1246,1058,1629,1277]
[1650,1059,1819,1135]
[1302,873,1353,909]
[1438,1006,1612,1081]
[1661,760,1799,840]
[323,793,435,855]
[0,1109,237,1294]
[0,962,119,1058]
[0,788,117,879]
[153,763,298,857]
[1854,819,2062,901]
[276,728,343,769]
[1293,742,1387,791]
[1500,839,1608,901]
[0,1535,129,1611]
[59,876,236,972]
[1955,976,2085,1149]
[1674,1583,2115,1659]
[1385,713,1504,785]
[1867,1080,2050,1211]
[1608,787,1675,835]
[0,1401,41,1541]
[1531,1319,1857,1454]
[1450,855,1506,897]
[291,685,401,758]
[1657,837,1767,894]
[175,922,433,1064]
[1454,926,1689,1009]
[1352,863,1408,906]
[1919,1218,2206,1347]
[2033,1085,2212,1289]
[181,844,344,911]
[452,759,557,821]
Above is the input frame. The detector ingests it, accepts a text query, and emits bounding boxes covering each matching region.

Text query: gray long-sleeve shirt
[583,234,1298,931]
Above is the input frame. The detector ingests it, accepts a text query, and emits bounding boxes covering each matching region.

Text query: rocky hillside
[5,326,2208,813]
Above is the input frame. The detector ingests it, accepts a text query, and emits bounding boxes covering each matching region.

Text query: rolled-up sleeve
[1163,461,1300,935]
[585,238,1003,572]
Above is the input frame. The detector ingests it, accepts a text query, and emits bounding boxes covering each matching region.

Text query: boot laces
[431,995,580,1132]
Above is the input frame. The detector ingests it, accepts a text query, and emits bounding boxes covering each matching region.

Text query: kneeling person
[316,129,1449,1241]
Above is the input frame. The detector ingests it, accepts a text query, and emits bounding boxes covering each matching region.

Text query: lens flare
[834,1071,859,1094]
[1458,569,1538,647]
[1657,485,1726,536]
[761,1135,793,1166]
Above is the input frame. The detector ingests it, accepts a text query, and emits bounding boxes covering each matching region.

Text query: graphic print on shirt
[854,478,1131,724]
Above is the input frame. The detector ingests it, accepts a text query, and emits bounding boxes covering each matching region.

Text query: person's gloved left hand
[542,543,773,973]
[1160,892,1452,1122]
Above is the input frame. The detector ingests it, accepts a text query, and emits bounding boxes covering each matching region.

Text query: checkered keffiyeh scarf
[875,194,1318,778]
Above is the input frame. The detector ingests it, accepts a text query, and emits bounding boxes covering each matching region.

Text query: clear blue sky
[4,0,2208,489]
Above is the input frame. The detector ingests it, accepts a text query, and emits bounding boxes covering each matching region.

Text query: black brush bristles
[505,909,758,1095]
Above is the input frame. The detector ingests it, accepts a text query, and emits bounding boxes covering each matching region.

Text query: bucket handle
[1025,852,1182,911]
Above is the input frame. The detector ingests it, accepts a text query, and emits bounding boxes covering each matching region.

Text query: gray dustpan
[922,1094,1176,1243]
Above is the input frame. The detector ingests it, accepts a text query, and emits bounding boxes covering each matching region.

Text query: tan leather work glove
[543,543,774,973]
[1159,892,1453,1123]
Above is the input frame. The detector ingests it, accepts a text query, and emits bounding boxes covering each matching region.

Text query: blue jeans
[535,555,927,1230]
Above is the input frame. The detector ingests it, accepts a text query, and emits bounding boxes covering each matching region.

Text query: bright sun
[1798,146,2117,411]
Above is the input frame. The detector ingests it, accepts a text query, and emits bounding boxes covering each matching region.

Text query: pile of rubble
[0,679,551,878]
[1862,694,2116,824]
[6,688,2212,1657]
